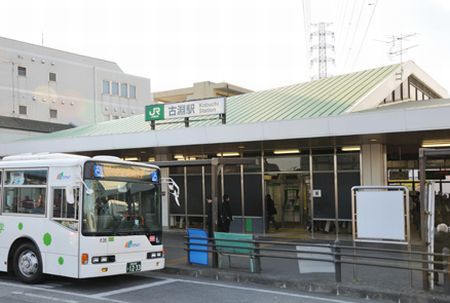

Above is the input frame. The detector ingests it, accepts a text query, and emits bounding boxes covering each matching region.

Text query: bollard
[443,247,450,293]
[334,240,342,283]
[253,238,261,273]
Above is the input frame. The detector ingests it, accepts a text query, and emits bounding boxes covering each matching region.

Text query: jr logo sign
[145,104,165,121]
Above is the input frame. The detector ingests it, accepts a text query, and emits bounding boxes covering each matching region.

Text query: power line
[335,0,350,53]
[302,0,311,78]
[338,0,357,62]
[333,0,345,38]
[343,0,366,70]
[350,0,378,70]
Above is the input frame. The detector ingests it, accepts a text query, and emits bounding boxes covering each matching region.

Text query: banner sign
[388,170,409,181]
[145,98,225,121]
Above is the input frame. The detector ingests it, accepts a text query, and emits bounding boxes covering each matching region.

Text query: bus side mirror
[65,187,75,204]
[161,177,180,207]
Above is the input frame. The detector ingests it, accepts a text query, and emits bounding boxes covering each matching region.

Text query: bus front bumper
[79,257,165,279]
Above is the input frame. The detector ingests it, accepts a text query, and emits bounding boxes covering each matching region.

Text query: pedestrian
[221,194,233,232]
[266,194,279,231]
[434,223,450,284]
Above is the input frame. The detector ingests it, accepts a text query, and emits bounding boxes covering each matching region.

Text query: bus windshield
[81,162,161,236]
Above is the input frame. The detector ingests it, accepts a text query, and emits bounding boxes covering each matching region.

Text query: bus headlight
[92,256,115,264]
[147,251,163,259]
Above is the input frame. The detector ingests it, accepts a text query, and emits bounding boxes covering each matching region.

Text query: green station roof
[24,63,402,141]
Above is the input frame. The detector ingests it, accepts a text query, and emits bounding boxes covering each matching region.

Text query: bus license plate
[126,262,142,273]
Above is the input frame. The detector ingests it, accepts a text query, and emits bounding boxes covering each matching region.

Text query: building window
[18,66,26,77]
[19,105,27,115]
[130,85,136,99]
[120,83,128,98]
[102,80,110,95]
[112,82,119,95]
[49,72,56,81]
[50,109,57,119]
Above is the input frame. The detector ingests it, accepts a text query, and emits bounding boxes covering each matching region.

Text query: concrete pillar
[361,143,387,186]
[156,154,170,228]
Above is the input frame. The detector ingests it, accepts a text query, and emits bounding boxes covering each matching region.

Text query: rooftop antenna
[41,32,44,46]
[386,33,418,81]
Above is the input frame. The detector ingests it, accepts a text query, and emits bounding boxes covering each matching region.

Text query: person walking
[266,194,279,231]
[221,194,233,232]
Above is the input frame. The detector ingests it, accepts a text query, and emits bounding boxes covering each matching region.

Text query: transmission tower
[310,22,335,80]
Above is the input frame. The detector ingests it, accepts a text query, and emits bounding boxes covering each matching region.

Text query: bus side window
[3,170,47,215]
[3,188,46,214]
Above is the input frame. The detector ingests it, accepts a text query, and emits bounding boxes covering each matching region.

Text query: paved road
[0,272,382,303]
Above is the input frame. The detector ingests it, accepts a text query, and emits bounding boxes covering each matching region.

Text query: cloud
[431,0,450,10]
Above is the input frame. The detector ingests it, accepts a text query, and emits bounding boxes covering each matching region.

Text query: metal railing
[184,235,450,292]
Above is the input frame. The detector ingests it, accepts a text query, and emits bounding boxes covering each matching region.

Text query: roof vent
[92,155,121,162]
[2,153,83,161]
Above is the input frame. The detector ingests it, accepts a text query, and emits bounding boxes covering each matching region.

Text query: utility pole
[310,22,335,80]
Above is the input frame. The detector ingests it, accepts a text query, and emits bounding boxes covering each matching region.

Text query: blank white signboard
[356,191,405,241]
[296,245,335,274]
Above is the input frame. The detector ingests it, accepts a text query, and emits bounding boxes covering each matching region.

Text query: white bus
[0,153,168,283]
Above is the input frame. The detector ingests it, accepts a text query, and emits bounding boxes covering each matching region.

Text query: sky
[1,0,449,93]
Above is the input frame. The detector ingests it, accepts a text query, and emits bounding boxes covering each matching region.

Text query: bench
[214,232,261,273]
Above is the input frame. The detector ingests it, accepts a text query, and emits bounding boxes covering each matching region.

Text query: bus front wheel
[13,243,43,283]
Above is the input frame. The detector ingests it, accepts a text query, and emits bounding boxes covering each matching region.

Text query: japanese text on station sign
[145,98,225,121]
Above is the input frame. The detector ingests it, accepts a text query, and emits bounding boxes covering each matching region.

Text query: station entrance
[265,172,310,228]
[159,148,361,238]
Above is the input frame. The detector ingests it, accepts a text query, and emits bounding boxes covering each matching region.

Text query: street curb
[162,266,450,303]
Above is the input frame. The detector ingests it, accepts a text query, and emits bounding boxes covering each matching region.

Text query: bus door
[46,186,80,278]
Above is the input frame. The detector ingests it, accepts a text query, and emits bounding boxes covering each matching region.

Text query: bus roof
[0,153,159,170]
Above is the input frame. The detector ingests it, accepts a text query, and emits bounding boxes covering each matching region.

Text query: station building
[153,81,252,103]
[2,61,450,235]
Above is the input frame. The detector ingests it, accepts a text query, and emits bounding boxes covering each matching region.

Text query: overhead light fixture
[147,157,156,162]
[273,149,300,155]
[174,154,184,160]
[341,146,360,152]
[369,138,377,142]
[216,152,240,157]
[422,140,450,148]
[124,156,138,161]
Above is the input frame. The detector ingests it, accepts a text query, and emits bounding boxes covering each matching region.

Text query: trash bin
[187,228,209,265]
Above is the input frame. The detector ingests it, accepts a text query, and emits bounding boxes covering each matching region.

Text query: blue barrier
[187,228,209,265]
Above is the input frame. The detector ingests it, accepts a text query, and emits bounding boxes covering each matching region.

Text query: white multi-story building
[0,36,151,127]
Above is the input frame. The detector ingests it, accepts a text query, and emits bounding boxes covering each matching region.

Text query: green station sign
[145,98,225,122]
[145,104,165,121]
